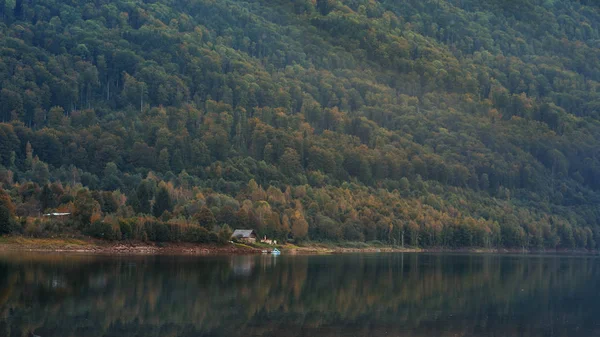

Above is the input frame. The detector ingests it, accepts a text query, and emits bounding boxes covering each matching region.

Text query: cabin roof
[231,229,257,238]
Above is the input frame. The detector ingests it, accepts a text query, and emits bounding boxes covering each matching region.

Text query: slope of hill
[0,0,599,249]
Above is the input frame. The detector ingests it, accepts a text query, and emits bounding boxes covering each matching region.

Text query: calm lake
[0,252,598,337]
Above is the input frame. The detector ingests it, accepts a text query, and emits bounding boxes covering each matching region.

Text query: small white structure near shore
[43,212,71,217]
[261,236,277,245]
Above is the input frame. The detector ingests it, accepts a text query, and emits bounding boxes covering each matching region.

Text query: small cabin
[43,212,71,217]
[231,229,258,243]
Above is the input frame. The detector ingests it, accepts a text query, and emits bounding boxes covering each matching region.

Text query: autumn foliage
[0,0,598,248]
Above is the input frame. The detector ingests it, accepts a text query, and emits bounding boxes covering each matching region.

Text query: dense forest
[0,0,599,249]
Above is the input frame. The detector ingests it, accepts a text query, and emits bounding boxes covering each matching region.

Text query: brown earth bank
[0,236,261,255]
[0,236,596,256]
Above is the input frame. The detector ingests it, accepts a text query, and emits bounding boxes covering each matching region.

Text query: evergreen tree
[0,205,12,235]
[40,184,56,211]
[171,150,184,173]
[158,149,171,172]
[135,180,154,214]
[196,207,217,231]
[217,224,233,244]
[153,185,172,218]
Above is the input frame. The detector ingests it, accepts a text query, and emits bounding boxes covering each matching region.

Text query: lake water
[0,253,598,337]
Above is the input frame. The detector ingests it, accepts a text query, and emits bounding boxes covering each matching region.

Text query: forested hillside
[0,0,599,249]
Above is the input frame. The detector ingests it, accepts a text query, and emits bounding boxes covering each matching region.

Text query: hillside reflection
[0,253,598,337]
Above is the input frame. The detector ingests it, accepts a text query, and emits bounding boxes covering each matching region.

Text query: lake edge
[0,236,597,256]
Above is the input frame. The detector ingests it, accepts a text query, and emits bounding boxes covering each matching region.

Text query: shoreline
[0,237,260,255]
[0,237,596,256]
[285,245,598,255]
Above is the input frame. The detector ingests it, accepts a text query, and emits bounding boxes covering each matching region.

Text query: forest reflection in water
[0,253,598,337]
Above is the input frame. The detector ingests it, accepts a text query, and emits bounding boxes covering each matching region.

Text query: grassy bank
[247,241,422,254]
[273,242,597,255]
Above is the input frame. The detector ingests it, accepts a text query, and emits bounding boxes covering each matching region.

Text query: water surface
[0,253,598,337]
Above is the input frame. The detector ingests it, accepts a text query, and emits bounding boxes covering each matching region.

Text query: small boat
[261,250,268,254]
[271,248,281,255]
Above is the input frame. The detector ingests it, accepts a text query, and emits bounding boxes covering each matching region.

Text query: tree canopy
[0,0,599,249]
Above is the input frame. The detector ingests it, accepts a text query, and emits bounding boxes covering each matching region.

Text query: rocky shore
[0,237,260,255]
